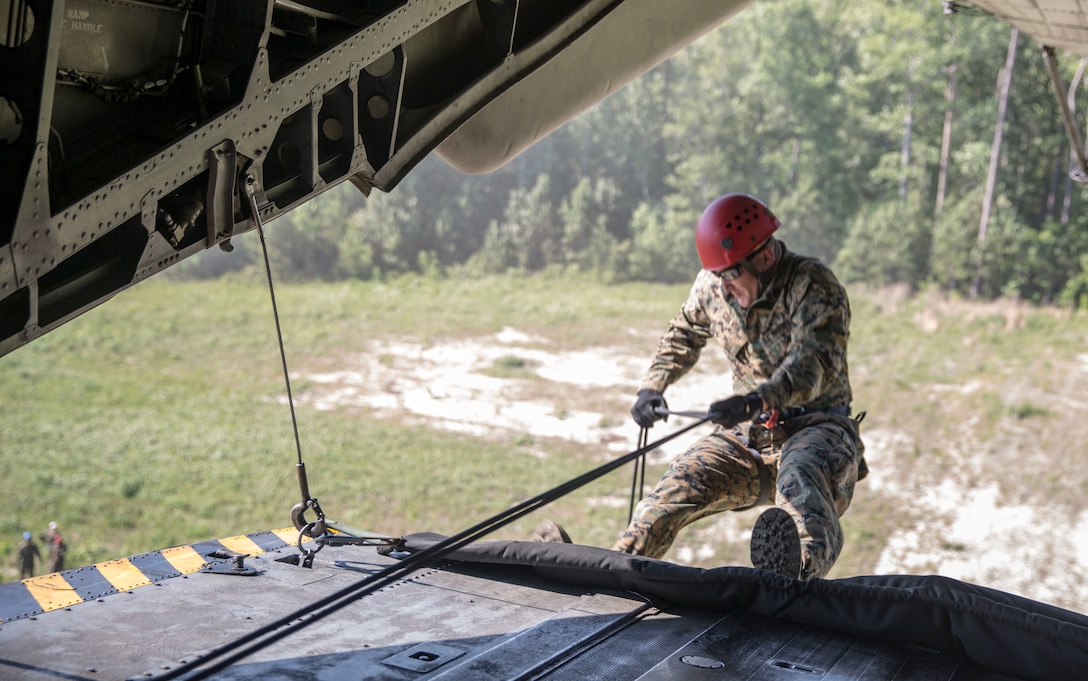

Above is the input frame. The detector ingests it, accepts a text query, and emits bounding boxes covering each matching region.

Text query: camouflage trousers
[612,414,864,579]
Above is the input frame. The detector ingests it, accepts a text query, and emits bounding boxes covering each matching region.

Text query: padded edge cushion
[401,533,1088,681]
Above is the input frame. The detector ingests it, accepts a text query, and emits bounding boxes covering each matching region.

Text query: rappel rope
[156,413,713,681]
[629,407,713,523]
[628,428,649,524]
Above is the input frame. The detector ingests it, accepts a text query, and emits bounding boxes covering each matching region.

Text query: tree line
[174,0,1088,307]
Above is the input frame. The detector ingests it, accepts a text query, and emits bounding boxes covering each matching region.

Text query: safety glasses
[710,239,770,281]
[712,263,745,281]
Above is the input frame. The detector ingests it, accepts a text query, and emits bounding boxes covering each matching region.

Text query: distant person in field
[41,521,57,545]
[538,194,867,580]
[17,532,41,579]
[41,522,67,573]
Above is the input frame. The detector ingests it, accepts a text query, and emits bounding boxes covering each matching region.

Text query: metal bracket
[206,140,238,247]
[201,549,258,576]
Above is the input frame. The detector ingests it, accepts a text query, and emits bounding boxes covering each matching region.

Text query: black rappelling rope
[157,414,712,680]
[628,428,649,524]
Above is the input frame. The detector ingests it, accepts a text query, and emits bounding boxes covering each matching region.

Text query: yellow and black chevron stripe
[0,528,301,624]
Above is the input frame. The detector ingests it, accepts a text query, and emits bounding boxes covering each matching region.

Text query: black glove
[631,389,668,428]
[709,392,763,428]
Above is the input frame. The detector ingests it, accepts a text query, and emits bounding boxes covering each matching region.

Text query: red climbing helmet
[695,193,780,272]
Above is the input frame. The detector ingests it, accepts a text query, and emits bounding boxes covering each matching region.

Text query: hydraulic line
[1042,46,1088,182]
[155,414,713,680]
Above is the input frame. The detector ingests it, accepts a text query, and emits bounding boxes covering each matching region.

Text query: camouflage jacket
[638,242,852,411]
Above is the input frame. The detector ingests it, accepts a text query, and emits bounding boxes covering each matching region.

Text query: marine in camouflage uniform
[617,193,865,580]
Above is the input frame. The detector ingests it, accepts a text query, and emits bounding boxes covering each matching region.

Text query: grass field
[3,273,1087,611]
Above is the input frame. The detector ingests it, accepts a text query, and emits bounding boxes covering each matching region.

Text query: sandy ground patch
[294,326,732,461]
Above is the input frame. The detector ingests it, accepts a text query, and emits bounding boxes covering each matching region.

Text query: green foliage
[1021,216,1088,305]
[929,190,984,291]
[486,355,537,379]
[334,181,454,279]
[496,355,527,369]
[559,177,625,279]
[1009,402,1051,419]
[471,174,561,274]
[626,198,701,283]
[835,200,931,287]
[267,187,359,280]
[773,181,847,264]
[1059,253,1088,309]
[971,196,1033,300]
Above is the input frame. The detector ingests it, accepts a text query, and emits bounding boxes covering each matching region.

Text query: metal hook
[292,498,327,538]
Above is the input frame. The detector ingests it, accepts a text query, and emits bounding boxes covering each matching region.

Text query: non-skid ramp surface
[401,532,1088,681]
[1,531,1082,680]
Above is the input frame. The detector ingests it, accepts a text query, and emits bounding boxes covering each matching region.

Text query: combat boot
[749,507,802,579]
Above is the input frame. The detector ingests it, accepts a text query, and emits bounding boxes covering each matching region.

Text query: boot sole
[750,507,802,579]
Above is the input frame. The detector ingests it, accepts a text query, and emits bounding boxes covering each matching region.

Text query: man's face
[712,240,773,308]
[719,268,761,308]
